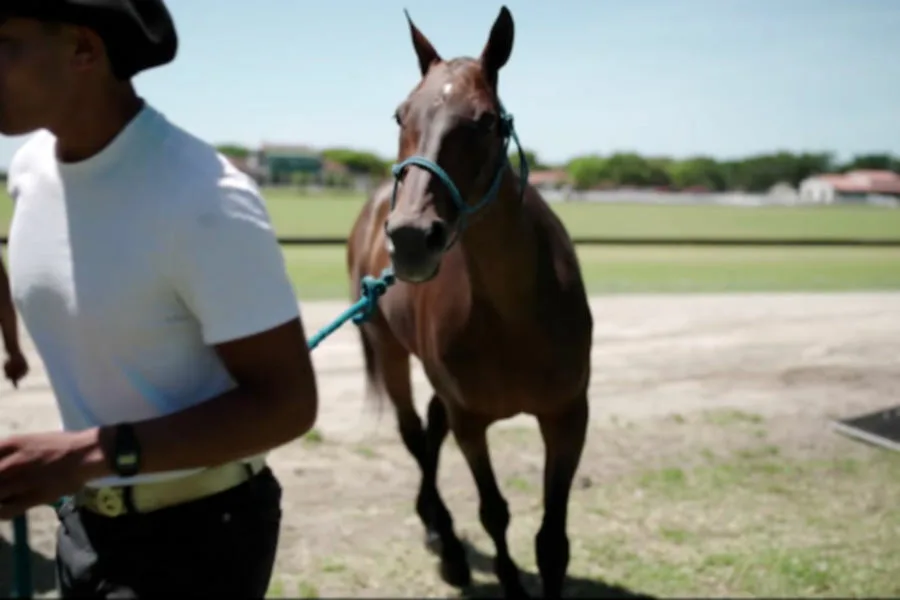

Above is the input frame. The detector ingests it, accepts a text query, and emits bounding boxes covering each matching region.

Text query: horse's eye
[476,112,497,133]
[393,109,403,126]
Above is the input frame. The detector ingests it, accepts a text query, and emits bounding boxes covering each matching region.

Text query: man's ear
[66,25,108,72]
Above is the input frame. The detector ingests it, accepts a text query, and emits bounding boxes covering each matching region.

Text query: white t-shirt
[6,103,302,487]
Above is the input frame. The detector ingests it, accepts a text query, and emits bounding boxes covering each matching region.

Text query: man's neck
[51,82,144,164]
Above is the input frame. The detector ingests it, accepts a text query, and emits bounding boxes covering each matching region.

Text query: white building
[798,170,900,205]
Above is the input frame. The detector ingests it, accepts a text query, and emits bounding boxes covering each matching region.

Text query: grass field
[263,188,900,297]
[256,189,900,241]
[2,187,899,297]
[260,410,900,599]
[282,245,900,299]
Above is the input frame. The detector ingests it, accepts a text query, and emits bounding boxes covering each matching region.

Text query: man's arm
[0,254,22,356]
[77,177,318,479]
[94,317,317,475]
[0,252,27,387]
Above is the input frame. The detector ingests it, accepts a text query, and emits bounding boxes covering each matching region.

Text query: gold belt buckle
[84,487,127,517]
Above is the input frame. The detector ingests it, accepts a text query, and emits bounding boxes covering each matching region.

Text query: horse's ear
[404,8,442,76]
[480,6,514,87]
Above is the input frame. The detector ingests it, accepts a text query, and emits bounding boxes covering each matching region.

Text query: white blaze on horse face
[436,82,453,105]
[431,81,454,108]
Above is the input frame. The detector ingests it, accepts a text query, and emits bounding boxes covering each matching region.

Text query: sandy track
[1,291,898,596]
[3,292,897,438]
[300,291,900,438]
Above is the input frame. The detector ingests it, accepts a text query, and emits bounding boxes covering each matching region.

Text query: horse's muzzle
[385,219,447,283]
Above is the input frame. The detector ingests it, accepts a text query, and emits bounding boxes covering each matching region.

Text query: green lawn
[261,188,900,298]
[3,187,899,297]
[259,187,900,241]
[285,245,900,300]
[3,186,900,241]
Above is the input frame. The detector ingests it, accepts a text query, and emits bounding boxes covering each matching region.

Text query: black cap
[1,0,178,79]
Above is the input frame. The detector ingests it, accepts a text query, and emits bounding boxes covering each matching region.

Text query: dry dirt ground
[1,292,899,598]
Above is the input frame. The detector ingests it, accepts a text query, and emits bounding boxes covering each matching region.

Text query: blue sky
[1,0,897,169]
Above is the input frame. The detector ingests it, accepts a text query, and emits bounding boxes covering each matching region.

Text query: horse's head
[384,6,527,283]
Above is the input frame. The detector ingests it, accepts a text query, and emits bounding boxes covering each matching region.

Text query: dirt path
[298,290,899,437]
[1,292,899,597]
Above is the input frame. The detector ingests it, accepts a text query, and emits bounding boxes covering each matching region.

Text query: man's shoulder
[150,118,274,241]
[8,130,55,179]
[7,131,56,201]
[151,116,263,214]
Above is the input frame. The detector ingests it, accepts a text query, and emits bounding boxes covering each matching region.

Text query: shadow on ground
[0,536,57,597]
[458,539,654,599]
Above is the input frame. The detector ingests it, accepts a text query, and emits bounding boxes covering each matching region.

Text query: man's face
[0,17,74,136]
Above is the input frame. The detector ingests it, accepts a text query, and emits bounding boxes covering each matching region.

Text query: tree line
[216,144,900,193]
[512,150,900,192]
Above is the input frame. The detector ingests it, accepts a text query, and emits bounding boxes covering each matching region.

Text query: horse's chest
[385,284,590,417]
[420,316,567,417]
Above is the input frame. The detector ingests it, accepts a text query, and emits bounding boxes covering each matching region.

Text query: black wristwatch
[109,423,142,478]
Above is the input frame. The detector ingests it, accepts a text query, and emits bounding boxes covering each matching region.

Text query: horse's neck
[459,182,537,320]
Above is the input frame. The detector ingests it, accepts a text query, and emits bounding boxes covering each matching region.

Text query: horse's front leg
[534,393,589,598]
[449,405,529,598]
[416,394,470,587]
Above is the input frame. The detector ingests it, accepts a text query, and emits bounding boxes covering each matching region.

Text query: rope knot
[351,267,395,325]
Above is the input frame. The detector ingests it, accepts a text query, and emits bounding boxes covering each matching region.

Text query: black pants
[54,466,282,598]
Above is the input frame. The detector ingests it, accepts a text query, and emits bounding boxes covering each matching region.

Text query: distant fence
[538,188,900,208]
[264,182,900,209]
[2,236,899,247]
[2,190,898,249]
[263,236,900,247]
[281,237,900,247]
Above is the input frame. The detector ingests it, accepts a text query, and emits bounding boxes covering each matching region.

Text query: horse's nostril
[425,221,448,253]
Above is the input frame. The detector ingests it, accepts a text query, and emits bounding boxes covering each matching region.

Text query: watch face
[117,452,139,474]
[113,424,140,476]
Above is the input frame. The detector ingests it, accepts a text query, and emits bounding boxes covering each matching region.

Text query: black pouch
[55,499,137,598]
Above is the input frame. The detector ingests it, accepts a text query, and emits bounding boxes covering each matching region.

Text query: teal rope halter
[389,100,529,247]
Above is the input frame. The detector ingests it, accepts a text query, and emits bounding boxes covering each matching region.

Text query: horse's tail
[347,181,394,420]
[359,325,381,395]
[357,325,391,424]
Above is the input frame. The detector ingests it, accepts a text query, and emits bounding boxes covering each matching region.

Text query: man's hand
[0,429,104,519]
[4,349,28,388]
[0,257,25,388]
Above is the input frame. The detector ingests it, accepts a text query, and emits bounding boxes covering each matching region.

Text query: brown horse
[346,6,593,597]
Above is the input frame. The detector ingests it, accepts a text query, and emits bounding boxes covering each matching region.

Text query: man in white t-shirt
[0,1,318,596]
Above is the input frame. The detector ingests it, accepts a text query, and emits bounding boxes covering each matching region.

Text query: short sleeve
[7,142,26,203]
[169,180,300,345]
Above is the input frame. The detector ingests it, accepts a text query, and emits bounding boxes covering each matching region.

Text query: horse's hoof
[439,556,472,588]
[503,585,530,599]
[499,576,531,599]
[424,529,443,555]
